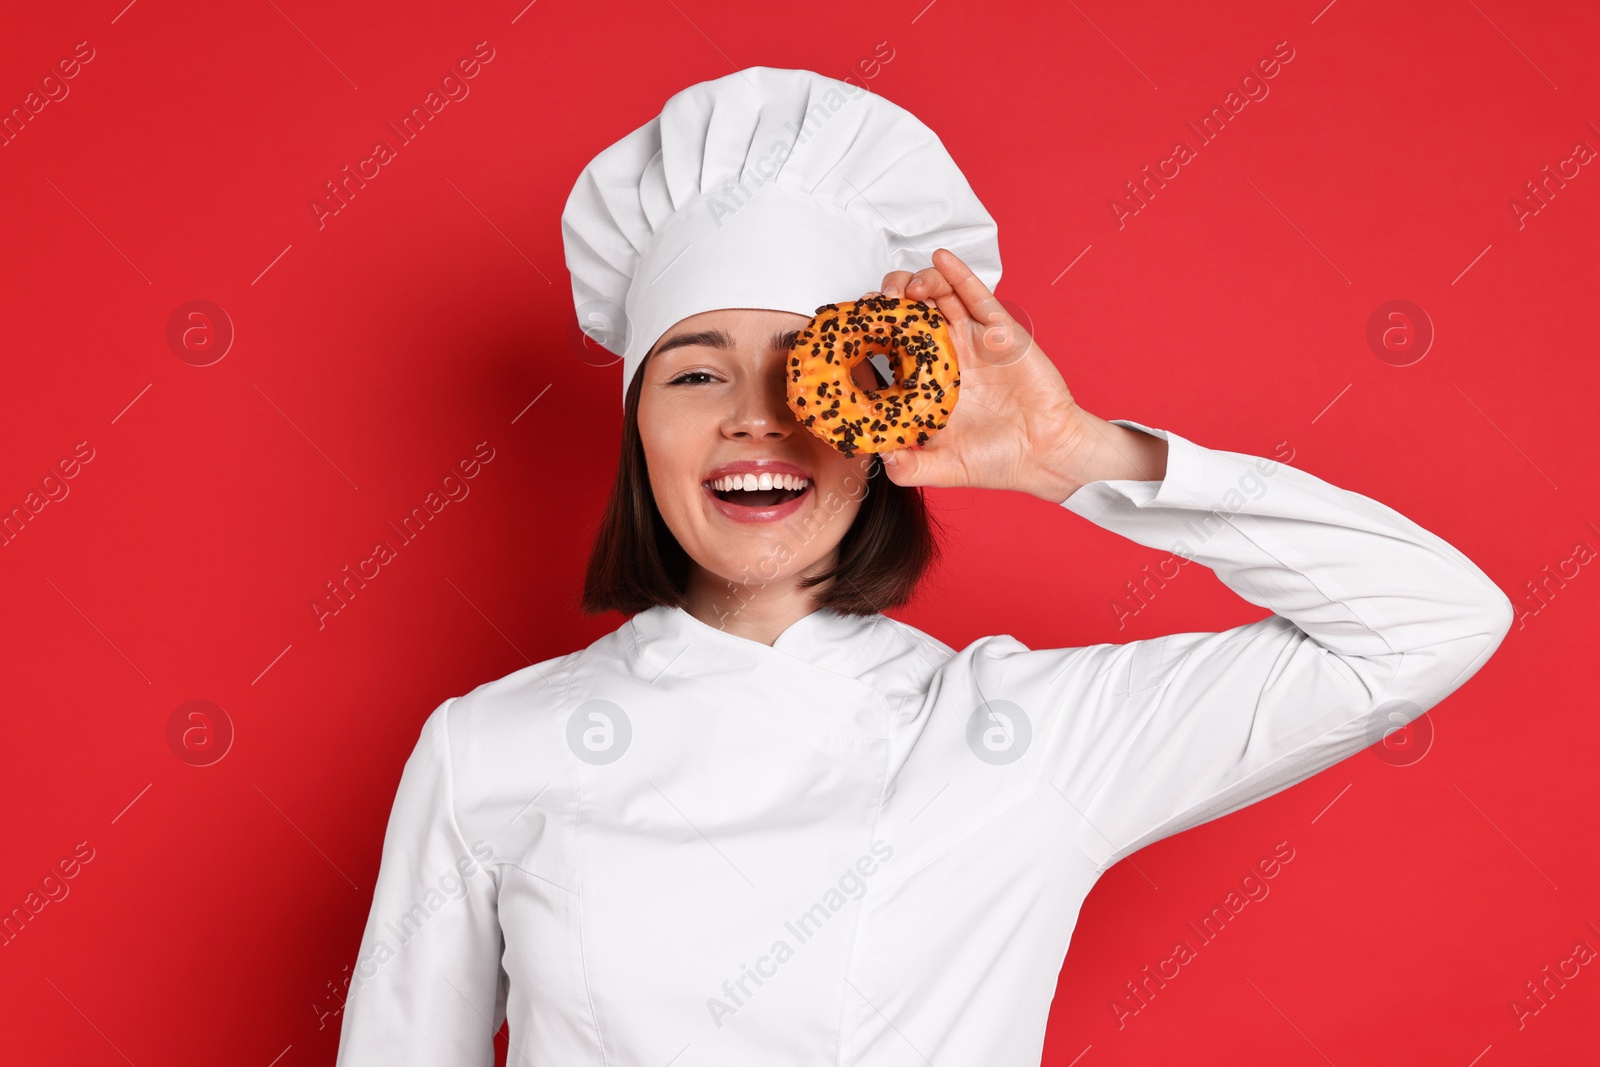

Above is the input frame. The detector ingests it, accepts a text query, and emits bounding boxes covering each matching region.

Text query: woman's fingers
[926,248,992,327]
[877,253,1031,366]
[879,270,915,297]
[902,266,952,306]
[927,247,1031,366]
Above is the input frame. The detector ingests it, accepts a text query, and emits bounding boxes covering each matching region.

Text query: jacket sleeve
[335,697,508,1066]
[1001,419,1514,869]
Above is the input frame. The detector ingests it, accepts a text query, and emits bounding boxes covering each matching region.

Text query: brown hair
[579,349,943,618]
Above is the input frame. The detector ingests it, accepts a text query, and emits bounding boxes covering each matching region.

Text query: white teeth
[709,472,809,492]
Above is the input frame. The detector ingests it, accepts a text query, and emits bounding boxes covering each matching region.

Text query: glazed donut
[786,295,960,458]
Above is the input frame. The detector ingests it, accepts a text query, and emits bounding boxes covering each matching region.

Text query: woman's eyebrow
[653,329,733,358]
[651,327,803,359]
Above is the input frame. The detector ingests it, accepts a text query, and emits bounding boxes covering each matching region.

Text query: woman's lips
[703,481,813,524]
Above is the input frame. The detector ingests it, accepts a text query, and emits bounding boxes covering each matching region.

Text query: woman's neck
[682,568,833,646]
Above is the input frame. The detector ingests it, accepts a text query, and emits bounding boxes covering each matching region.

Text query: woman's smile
[639,307,867,552]
[702,458,815,524]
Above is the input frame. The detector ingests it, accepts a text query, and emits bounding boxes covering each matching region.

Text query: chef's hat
[560,65,1002,408]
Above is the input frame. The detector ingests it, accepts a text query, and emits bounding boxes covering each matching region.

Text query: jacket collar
[626,603,898,740]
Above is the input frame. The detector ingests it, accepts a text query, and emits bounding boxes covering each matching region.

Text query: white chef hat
[560,65,1002,408]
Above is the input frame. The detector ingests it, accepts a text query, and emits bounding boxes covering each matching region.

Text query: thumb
[879,446,933,486]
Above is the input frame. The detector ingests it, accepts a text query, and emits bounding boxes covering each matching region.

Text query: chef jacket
[333,419,1512,1066]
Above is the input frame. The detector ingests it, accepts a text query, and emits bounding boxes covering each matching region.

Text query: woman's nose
[723,374,795,439]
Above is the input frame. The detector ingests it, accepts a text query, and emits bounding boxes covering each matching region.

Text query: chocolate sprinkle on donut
[784,295,960,458]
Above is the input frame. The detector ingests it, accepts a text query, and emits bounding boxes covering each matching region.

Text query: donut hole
[851,345,901,394]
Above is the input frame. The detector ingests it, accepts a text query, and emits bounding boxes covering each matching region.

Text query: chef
[335,66,1513,1065]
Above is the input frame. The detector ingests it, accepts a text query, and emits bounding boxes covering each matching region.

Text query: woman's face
[637,307,872,596]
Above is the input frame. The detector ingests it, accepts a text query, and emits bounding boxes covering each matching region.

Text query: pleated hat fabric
[560,65,1002,407]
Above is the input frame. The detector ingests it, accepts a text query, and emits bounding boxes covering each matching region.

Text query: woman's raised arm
[875,248,1512,868]
[990,419,1513,867]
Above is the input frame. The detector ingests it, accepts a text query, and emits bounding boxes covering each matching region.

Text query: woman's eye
[670,371,717,385]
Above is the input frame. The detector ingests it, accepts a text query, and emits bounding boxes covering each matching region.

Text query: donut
[785,295,959,458]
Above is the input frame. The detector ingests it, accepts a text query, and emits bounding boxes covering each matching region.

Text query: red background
[2,0,1596,1063]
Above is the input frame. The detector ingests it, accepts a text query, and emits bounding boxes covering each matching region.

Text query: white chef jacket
[333,419,1512,1066]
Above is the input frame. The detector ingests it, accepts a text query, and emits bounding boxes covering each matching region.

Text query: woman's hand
[865,248,1167,501]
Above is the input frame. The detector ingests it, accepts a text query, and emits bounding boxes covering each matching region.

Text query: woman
[334,69,1512,1065]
